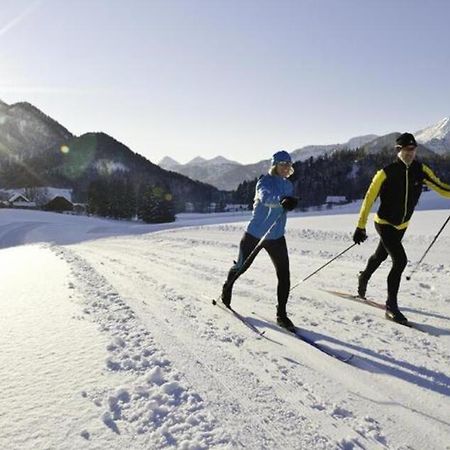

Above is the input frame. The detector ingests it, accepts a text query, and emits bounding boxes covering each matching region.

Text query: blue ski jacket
[246,174,294,240]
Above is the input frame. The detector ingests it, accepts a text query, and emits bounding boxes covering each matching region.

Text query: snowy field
[1,194,449,449]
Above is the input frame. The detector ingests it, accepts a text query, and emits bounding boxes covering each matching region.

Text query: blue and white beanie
[270,150,294,176]
[271,150,292,165]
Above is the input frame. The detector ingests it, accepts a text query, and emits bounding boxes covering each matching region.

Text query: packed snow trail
[63,218,450,450]
[1,208,450,449]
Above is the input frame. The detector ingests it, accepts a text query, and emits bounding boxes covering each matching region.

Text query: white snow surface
[1,195,450,449]
[94,160,129,174]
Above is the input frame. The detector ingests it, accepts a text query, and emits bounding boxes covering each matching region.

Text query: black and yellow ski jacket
[357,158,450,230]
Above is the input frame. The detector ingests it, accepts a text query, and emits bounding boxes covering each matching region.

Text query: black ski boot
[357,271,368,299]
[277,314,295,332]
[221,282,232,308]
[385,305,408,325]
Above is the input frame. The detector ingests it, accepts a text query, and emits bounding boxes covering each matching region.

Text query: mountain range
[160,122,450,190]
[158,156,244,190]
[2,96,448,197]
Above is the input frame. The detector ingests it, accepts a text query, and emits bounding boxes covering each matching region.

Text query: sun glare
[0,1,41,38]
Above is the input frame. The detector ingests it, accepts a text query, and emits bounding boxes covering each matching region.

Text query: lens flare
[60,145,70,154]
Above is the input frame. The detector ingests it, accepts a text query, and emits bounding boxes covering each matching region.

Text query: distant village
[0,187,257,217]
[1,185,350,218]
[0,188,85,214]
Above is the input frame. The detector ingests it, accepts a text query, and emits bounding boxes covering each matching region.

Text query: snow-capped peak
[415,117,450,154]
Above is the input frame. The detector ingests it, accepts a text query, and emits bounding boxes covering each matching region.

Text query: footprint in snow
[331,405,354,419]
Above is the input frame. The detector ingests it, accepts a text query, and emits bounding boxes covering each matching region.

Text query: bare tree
[24,187,50,206]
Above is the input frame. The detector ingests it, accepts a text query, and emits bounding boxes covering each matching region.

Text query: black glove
[280,196,298,211]
[353,227,367,244]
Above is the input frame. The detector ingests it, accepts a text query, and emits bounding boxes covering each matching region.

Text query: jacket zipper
[401,167,409,223]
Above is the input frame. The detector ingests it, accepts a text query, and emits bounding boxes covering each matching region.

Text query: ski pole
[290,242,357,293]
[406,214,450,281]
[213,210,286,305]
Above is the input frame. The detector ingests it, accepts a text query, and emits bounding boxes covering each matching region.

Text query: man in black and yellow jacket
[353,132,450,324]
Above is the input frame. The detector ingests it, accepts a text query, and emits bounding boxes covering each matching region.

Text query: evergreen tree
[87,178,110,216]
[87,175,136,219]
[137,184,175,223]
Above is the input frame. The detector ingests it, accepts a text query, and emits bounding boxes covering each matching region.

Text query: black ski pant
[361,223,407,308]
[224,232,290,315]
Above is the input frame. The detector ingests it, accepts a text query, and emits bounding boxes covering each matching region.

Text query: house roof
[8,193,31,203]
[46,196,73,205]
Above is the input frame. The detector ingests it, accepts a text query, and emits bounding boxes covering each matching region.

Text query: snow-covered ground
[1,195,449,449]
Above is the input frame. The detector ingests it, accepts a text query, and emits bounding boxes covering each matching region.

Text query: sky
[1,0,450,165]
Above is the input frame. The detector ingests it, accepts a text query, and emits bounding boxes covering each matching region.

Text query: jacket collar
[396,155,414,168]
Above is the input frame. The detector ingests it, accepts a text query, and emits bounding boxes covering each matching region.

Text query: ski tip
[212,299,217,305]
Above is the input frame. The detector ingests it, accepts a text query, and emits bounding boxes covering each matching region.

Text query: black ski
[212,299,267,338]
[212,299,353,362]
[251,312,354,363]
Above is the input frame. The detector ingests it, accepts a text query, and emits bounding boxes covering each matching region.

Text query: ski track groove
[90,238,447,371]
[103,240,444,354]
[111,232,450,297]
[144,228,450,279]
[152,242,447,351]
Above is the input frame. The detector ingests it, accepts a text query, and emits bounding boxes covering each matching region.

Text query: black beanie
[396,132,417,148]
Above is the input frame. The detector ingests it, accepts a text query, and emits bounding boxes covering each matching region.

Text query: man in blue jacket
[221,150,298,330]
